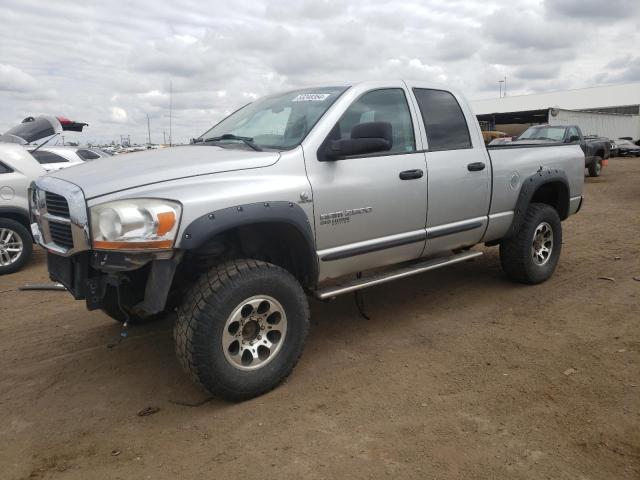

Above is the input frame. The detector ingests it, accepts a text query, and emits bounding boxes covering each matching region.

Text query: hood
[0,115,88,144]
[48,145,281,199]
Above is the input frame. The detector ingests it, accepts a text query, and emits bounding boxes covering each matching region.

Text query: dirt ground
[1,157,639,480]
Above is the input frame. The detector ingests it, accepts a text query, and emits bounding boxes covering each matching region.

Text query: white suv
[26,146,110,172]
[0,116,87,274]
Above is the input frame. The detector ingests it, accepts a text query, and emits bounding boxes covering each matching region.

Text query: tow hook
[107,278,130,349]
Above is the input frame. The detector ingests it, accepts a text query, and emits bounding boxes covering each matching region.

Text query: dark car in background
[616,139,640,157]
[514,125,610,177]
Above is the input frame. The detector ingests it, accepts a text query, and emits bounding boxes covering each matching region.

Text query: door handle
[467,162,486,171]
[399,169,424,180]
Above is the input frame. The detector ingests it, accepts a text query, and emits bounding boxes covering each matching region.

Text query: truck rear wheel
[499,203,562,284]
[0,218,33,275]
[174,259,310,401]
[588,156,602,177]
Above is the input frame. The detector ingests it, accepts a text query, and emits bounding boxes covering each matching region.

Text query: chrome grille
[48,221,74,248]
[45,191,70,218]
[32,176,91,257]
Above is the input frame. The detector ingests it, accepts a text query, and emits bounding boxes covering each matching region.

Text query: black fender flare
[179,201,318,284]
[0,206,33,239]
[0,205,30,219]
[505,168,570,239]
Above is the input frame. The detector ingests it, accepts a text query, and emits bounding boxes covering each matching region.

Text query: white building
[471,83,640,140]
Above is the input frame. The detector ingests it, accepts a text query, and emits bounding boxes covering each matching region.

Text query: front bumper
[32,178,180,315]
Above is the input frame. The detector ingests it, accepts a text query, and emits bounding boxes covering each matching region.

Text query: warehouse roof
[471,82,640,115]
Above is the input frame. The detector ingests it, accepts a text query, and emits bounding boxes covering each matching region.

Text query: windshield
[519,126,567,141]
[198,86,348,150]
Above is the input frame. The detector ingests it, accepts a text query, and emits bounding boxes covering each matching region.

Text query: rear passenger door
[407,85,491,256]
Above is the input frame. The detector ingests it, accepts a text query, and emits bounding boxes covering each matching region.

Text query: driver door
[303,84,428,281]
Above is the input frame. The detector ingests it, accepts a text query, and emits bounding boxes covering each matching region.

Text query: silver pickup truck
[31,81,584,400]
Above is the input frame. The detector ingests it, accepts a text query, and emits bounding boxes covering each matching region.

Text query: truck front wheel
[499,203,562,284]
[174,259,310,401]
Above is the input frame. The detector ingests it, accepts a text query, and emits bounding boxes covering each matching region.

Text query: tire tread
[174,258,309,401]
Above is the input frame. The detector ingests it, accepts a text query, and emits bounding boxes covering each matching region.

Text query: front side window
[566,127,579,142]
[198,86,348,150]
[413,88,472,151]
[332,88,416,154]
[30,150,68,164]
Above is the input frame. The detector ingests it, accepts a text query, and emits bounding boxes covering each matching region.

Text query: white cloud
[0,64,38,93]
[110,107,128,123]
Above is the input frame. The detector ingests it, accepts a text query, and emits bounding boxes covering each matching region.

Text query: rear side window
[336,88,416,154]
[0,161,13,174]
[30,150,69,164]
[76,149,101,160]
[412,88,472,151]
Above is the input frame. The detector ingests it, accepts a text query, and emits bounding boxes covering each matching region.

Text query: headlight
[90,199,181,250]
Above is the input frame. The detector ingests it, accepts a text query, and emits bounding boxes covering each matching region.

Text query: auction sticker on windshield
[292,93,331,102]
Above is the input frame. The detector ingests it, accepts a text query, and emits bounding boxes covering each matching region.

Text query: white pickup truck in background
[32,81,585,399]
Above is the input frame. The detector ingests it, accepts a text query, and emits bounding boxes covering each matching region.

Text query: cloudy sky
[1,0,639,144]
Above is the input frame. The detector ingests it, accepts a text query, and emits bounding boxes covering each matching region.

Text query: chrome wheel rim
[0,228,23,267]
[222,295,287,371]
[532,222,553,266]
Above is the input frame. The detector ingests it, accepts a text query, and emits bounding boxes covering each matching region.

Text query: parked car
[515,125,610,177]
[616,139,640,157]
[609,139,619,157]
[0,115,87,274]
[25,146,110,172]
[32,81,584,399]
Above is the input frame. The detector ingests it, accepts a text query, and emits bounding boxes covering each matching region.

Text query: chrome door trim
[426,216,486,239]
[318,229,426,262]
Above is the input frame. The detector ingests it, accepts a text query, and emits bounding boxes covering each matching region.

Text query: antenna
[147,114,151,146]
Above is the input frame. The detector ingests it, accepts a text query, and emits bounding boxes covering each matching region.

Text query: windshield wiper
[198,134,262,151]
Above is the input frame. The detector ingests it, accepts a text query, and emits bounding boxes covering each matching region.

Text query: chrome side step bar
[313,250,483,300]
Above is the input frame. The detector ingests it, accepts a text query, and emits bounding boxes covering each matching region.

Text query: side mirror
[322,121,393,160]
[569,135,580,143]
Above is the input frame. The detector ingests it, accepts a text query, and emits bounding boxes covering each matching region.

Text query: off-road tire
[174,259,310,401]
[588,156,602,177]
[0,218,33,275]
[499,203,562,284]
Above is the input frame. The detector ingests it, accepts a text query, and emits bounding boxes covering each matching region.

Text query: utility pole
[147,114,151,146]
[169,80,173,147]
[163,130,166,145]
[504,76,507,97]
[499,80,504,98]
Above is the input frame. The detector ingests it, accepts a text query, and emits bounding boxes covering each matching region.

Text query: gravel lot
[1,157,639,480]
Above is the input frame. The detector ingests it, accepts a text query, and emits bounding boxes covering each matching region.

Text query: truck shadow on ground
[81,249,517,410]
